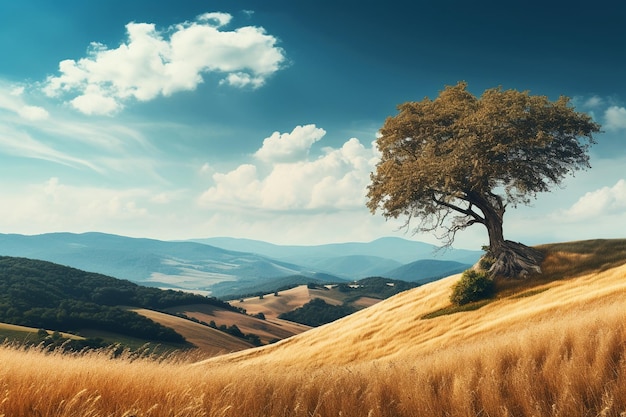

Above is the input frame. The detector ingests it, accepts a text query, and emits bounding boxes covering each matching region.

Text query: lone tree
[367,82,601,278]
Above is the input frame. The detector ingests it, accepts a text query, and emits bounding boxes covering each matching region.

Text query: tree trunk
[481,200,544,279]
[489,240,545,278]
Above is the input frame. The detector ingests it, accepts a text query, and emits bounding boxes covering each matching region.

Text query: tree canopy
[367,82,601,278]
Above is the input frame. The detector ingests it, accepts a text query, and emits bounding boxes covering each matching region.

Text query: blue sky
[0,0,624,249]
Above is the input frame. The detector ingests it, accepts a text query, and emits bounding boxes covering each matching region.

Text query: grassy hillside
[226,277,420,328]
[0,239,624,416]
[0,256,249,350]
[205,239,626,367]
[129,308,254,354]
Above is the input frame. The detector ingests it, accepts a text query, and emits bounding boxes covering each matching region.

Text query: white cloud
[69,85,122,115]
[219,72,265,88]
[0,123,100,171]
[0,80,176,181]
[202,164,262,207]
[0,178,153,234]
[17,105,49,121]
[42,13,286,115]
[604,106,626,130]
[197,12,232,27]
[200,128,380,212]
[562,179,626,220]
[0,83,50,121]
[254,124,326,163]
[584,95,603,108]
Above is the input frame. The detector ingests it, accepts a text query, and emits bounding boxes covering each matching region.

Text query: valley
[0,232,479,296]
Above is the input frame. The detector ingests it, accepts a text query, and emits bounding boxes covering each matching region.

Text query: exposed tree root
[490,240,545,279]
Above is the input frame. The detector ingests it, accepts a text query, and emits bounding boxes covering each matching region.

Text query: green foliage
[0,256,238,344]
[342,277,419,302]
[213,275,329,300]
[278,298,357,327]
[1,326,109,352]
[478,255,496,271]
[450,270,495,306]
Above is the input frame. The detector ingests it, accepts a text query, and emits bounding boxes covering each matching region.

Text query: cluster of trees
[279,298,357,327]
[336,277,419,301]
[176,313,263,346]
[0,256,236,344]
[275,278,421,327]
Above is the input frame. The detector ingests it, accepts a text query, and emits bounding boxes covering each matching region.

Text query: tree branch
[431,192,485,225]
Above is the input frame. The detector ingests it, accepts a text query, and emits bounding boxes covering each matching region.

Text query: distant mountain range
[0,233,482,296]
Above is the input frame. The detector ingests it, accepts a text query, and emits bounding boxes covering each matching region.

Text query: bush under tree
[450,270,495,306]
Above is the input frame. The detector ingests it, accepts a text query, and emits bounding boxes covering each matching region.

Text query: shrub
[478,255,496,271]
[450,270,495,306]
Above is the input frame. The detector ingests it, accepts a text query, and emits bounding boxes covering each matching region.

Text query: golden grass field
[1,240,625,416]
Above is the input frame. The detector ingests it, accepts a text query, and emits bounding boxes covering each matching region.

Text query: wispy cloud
[42,12,287,115]
[0,125,101,171]
[0,84,49,121]
[0,82,163,177]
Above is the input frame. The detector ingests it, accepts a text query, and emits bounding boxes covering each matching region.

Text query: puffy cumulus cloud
[254,124,326,163]
[604,106,626,130]
[69,85,122,115]
[42,12,286,115]
[562,179,626,220]
[199,129,380,212]
[201,164,262,207]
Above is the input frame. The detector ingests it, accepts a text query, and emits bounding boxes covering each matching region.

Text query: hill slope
[383,258,470,283]
[0,232,331,294]
[0,239,624,417]
[200,239,626,368]
[0,256,258,351]
[194,237,482,280]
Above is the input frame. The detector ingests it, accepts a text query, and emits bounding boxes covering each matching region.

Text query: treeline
[211,274,330,300]
[177,313,263,346]
[334,276,420,301]
[0,256,237,344]
[279,277,420,327]
[278,298,357,327]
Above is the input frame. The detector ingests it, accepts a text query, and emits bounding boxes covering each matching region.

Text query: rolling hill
[0,232,334,295]
[200,239,626,368]
[195,236,482,277]
[384,258,469,283]
[0,239,625,416]
[0,256,281,353]
[0,232,481,296]
[0,255,422,353]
